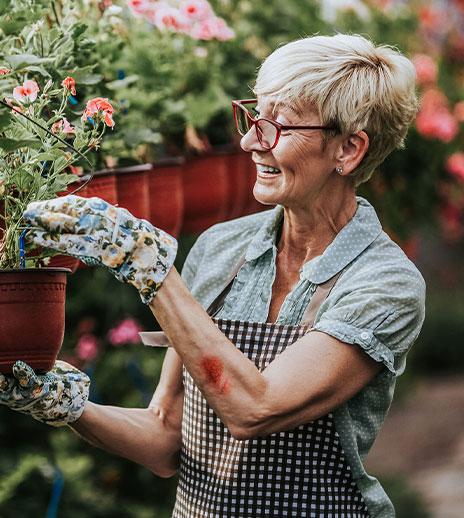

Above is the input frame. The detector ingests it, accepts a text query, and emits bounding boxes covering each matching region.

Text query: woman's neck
[277,191,358,265]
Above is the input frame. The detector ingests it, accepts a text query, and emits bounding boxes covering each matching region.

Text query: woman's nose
[240,126,269,153]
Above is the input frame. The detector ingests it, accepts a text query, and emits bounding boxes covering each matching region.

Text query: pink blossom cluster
[127,0,234,41]
[5,77,116,129]
[446,152,464,182]
[107,317,143,346]
[415,88,459,143]
[76,333,100,361]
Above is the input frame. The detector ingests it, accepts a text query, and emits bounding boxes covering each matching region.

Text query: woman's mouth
[256,164,282,178]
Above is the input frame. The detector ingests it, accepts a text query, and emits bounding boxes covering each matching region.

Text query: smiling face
[240,96,342,209]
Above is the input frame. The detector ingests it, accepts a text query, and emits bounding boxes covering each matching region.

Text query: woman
[0,34,425,517]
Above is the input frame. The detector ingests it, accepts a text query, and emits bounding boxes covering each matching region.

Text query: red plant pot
[114,164,151,221]
[243,156,268,216]
[181,152,230,234]
[0,267,70,374]
[224,150,255,220]
[77,170,118,205]
[147,158,185,237]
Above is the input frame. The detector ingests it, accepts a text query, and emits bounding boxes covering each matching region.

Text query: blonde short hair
[254,34,418,185]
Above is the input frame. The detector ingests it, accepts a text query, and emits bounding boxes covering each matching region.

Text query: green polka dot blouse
[180,196,426,518]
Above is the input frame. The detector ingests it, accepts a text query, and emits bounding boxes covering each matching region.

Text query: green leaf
[0,138,41,152]
[31,149,68,162]
[6,54,53,69]
[75,74,103,86]
[105,75,139,90]
[0,113,12,132]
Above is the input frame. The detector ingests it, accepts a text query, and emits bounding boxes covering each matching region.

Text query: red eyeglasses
[232,99,338,150]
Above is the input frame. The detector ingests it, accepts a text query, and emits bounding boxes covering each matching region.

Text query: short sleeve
[179,232,208,290]
[313,264,426,377]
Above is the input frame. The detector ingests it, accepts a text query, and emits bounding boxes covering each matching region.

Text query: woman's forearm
[70,400,182,478]
[149,267,269,438]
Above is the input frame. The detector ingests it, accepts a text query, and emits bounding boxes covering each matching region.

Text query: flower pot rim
[0,267,72,274]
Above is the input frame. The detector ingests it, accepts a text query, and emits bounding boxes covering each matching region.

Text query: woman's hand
[0,360,90,427]
[23,195,177,304]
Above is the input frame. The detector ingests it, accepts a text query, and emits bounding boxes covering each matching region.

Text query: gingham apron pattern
[173,323,369,517]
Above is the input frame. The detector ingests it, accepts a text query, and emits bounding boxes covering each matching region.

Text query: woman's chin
[253,184,284,206]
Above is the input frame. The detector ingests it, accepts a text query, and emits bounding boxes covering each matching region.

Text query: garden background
[1,0,464,516]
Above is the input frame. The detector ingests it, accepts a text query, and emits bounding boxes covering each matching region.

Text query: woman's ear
[335,131,369,176]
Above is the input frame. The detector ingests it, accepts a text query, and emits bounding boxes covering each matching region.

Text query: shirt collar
[244,205,284,262]
[244,197,383,284]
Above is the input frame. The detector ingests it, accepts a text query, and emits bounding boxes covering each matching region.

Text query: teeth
[257,165,281,173]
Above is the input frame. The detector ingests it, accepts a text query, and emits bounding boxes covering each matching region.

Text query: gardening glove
[23,195,177,304]
[0,360,90,427]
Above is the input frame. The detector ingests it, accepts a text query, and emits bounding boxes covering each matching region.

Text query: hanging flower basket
[0,268,71,374]
[181,151,230,234]
[147,157,185,237]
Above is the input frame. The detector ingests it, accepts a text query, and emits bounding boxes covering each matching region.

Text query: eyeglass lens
[236,103,278,149]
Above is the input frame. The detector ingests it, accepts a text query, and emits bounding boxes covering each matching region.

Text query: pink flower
[440,202,464,242]
[107,318,143,346]
[76,333,99,361]
[82,97,115,128]
[412,54,437,85]
[209,17,235,41]
[51,117,75,135]
[416,88,459,143]
[416,108,459,143]
[61,76,76,96]
[454,101,464,122]
[446,152,464,181]
[12,79,40,103]
[189,16,234,41]
[127,0,152,17]
[179,0,213,21]
[0,67,11,75]
[153,4,188,32]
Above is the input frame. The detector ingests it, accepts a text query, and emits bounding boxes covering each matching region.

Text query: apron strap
[300,271,342,328]
[206,254,246,317]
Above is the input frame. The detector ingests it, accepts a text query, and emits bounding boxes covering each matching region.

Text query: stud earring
[335,166,344,175]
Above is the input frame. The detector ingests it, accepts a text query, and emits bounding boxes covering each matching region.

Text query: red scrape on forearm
[201,356,230,394]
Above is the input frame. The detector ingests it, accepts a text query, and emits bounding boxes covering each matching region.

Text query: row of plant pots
[48,148,264,272]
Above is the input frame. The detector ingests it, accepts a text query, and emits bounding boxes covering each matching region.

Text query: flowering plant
[98,0,236,164]
[0,75,115,269]
[0,1,116,269]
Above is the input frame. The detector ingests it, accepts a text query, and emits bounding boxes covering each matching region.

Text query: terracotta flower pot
[77,170,118,205]
[224,150,255,220]
[113,164,151,221]
[243,156,268,216]
[0,268,70,374]
[181,152,230,234]
[147,158,185,237]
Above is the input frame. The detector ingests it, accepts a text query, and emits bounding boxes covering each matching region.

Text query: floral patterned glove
[0,360,90,427]
[23,195,178,304]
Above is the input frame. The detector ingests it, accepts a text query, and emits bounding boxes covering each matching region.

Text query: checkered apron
[172,261,370,518]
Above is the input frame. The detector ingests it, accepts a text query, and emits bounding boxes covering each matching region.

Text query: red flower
[61,76,77,96]
[82,97,115,128]
[446,153,464,182]
[412,54,438,85]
